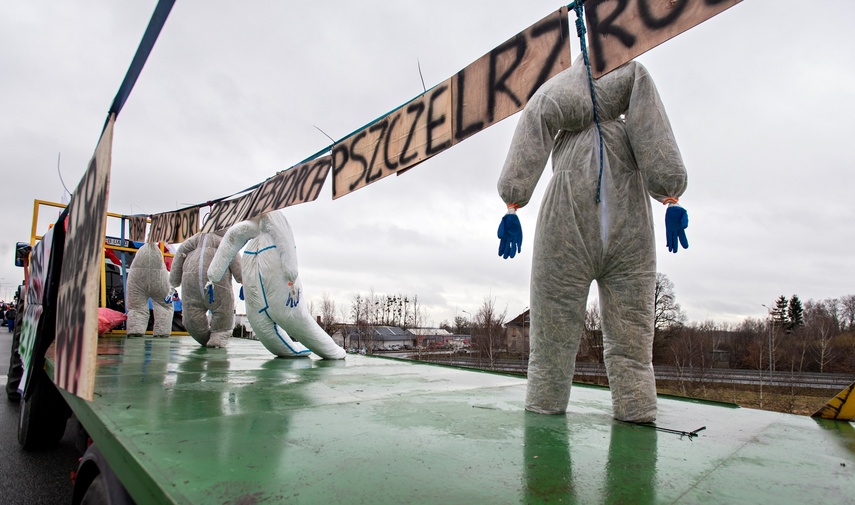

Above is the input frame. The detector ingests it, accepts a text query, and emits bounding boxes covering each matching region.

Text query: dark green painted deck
[56,336,855,504]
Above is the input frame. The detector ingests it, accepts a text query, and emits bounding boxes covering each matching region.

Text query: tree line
[641,274,855,374]
[310,275,855,375]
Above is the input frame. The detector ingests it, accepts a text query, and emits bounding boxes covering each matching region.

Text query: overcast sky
[1,1,853,329]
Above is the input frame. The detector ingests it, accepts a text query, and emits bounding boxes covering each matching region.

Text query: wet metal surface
[56,337,855,504]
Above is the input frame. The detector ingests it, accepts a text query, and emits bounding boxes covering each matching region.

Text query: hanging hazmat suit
[207,211,346,360]
[169,232,242,348]
[126,243,173,338]
[497,58,688,423]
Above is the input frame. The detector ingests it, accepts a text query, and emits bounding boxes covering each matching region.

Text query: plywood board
[127,215,147,243]
[245,156,331,218]
[452,6,571,144]
[148,207,199,244]
[18,227,53,394]
[54,115,114,401]
[586,0,743,78]
[332,81,453,199]
[332,7,571,199]
[200,191,256,234]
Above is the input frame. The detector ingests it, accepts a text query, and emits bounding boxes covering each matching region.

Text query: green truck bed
[52,336,855,504]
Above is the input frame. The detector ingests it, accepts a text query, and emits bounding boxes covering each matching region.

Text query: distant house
[329,325,473,352]
[407,327,453,348]
[504,309,603,361]
[504,309,530,355]
[334,325,412,352]
[504,309,604,359]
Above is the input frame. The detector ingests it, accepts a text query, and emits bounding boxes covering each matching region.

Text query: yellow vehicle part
[813,382,855,421]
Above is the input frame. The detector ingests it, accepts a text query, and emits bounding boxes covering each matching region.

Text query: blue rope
[571,2,606,204]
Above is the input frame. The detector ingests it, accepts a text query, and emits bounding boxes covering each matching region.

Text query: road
[1,329,78,505]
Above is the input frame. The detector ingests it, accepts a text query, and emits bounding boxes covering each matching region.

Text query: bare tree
[410,295,426,330]
[366,289,380,327]
[402,295,412,329]
[666,322,715,396]
[654,273,686,333]
[452,315,470,335]
[582,301,603,365]
[839,294,855,332]
[319,292,337,335]
[765,318,784,374]
[822,298,841,334]
[307,299,317,321]
[781,323,809,374]
[350,294,370,352]
[728,317,764,370]
[805,300,840,373]
[810,326,838,373]
[347,291,426,353]
[471,297,507,370]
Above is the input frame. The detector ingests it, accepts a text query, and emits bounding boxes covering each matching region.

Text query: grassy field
[576,376,836,416]
[658,382,836,416]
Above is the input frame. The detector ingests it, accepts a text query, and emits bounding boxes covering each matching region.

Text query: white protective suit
[207,211,346,360]
[169,232,242,348]
[126,243,173,337]
[498,59,687,422]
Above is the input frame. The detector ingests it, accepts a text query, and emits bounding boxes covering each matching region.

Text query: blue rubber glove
[665,205,689,253]
[239,286,244,301]
[206,281,214,303]
[497,211,523,259]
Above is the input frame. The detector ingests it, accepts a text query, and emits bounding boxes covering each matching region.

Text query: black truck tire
[18,368,72,450]
[80,474,108,505]
[73,445,136,505]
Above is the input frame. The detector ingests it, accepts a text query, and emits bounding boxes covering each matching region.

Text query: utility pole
[762,304,774,384]
[461,310,472,335]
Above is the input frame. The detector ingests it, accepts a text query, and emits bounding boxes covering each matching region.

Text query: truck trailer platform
[47,335,855,504]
